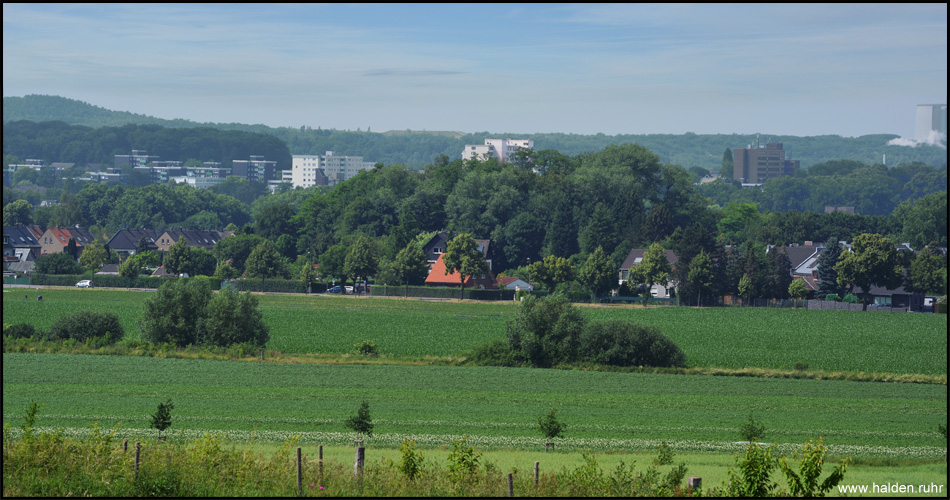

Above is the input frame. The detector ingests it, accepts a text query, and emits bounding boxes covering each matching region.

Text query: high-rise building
[290,152,375,188]
[461,138,534,163]
[732,142,799,185]
[232,155,277,183]
[914,104,948,143]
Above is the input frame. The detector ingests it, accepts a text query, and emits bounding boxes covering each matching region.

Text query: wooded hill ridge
[4,94,947,171]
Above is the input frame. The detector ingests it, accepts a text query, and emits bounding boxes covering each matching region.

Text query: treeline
[4,95,947,170]
[2,120,292,170]
[698,159,947,216]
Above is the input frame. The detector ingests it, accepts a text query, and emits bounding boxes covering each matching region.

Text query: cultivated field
[3,288,947,375]
[3,353,946,459]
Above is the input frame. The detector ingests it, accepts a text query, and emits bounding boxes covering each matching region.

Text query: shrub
[344,401,373,438]
[579,319,685,368]
[4,323,37,339]
[398,438,425,481]
[48,310,124,344]
[738,411,766,442]
[140,279,212,347]
[467,339,517,366]
[778,437,850,497]
[721,440,779,497]
[354,340,379,357]
[537,408,566,441]
[842,293,860,304]
[824,293,840,302]
[199,286,270,348]
[505,293,587,367]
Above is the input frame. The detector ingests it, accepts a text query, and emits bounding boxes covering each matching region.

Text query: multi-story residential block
[291,152,375,188]
[114,150,159,169]
[732,142,799,185]
[461,138,534,163]
[232,155,277,183]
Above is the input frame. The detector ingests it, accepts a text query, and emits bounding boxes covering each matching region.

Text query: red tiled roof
[425,254,474,286]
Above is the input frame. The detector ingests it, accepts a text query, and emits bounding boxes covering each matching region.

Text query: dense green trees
[140,279,268,348]
[835,233,905,310]
[33,252,83,275]
[442,233,490,300]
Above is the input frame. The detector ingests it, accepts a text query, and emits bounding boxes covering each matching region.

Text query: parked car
[327,286,342,293]
[76,280,93,288]
[345,286,354,293]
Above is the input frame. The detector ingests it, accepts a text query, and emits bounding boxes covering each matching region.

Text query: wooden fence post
[534,461,539,485]
[123,439,128,453]
[318,445,324,485]
[134,442,141,476]
[508,472,514,497]
[354,446,365,476]
[296,447,302,495]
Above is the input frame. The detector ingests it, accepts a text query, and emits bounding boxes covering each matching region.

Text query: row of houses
[3,226,233,275]
[621,241,942,309]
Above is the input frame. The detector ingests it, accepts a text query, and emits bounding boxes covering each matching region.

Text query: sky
[3,3,947,139]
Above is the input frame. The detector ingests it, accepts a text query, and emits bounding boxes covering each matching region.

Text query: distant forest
[4,95,947,171]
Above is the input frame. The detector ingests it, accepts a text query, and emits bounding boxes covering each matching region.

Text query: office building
[461,138,533,163]
[291,152,375,188]
[733,142,799,185]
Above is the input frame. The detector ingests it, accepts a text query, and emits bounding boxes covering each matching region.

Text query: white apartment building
[291,152,376,188]
[461,138,534,163]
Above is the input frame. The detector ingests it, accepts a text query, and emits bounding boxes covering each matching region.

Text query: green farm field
[3,288,947,375]
[2,353,946,460]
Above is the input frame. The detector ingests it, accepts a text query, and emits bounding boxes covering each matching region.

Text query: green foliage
[578,246,617,298]
[686,249,715,305]
[652,441,675,466]
[721,440,780,497]
[505,293,587,367]
[34,251,83,275]
[19,399,43,441]
[579,319,685,368]
[526,254,575,292]
[389,241,430,289]
[244,240,291,280]
[906,246,947,295]
[343,235,379,283]
[48,310,124,344]
[3,322,38,339]
[739,412,767,442]
[140,279,213,347]
[446,437,481,484]
[823,293,840,302]
[354,340,379,357]
[398,437,425,481]
[200,287,270,348]
[788,279,810,300]
[835,233,904,310]
[842,293,860,304]
[344,401,373,438]
[150,398,175,438]
[537,408,566,441]
[779,437,850,497]
[442,233,490,299]
[3,199,34,225]
[630,242,672,305]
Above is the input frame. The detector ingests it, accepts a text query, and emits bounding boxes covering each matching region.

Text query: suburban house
[619,247,679,298]
[421,232,493,271]
[38,226,95,256]
[424,253,497,289]
[496,276,533,291]
[3,225,42,274]
[155,229,233,253]
[106,229,160,259]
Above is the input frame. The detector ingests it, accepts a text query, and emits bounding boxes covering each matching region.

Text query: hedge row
[229,278,325,294]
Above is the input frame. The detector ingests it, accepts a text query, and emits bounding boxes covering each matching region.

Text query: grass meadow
[3,287,947,375]
[3,286,947,496]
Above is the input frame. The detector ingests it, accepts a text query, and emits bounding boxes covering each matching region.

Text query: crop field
[3,353,946,460]
[3,288,947,375]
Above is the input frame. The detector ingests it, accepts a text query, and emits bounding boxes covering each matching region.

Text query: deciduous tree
[442,233,490,300]
[835,233,904,311]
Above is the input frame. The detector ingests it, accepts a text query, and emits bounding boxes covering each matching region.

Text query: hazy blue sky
[3,3,946,138]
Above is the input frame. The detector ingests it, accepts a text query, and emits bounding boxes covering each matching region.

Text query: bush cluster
[493,294,685,368]
[140,279,269,348]
[46,311,124,344]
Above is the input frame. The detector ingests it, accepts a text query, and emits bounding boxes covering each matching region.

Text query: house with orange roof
[424,253,497,289]
[39,226,95,256]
